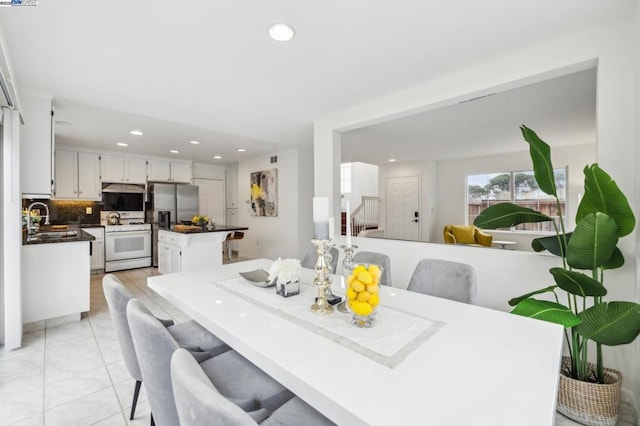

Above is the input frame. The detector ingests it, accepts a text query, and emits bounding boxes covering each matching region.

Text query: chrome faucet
[27,202,50,235]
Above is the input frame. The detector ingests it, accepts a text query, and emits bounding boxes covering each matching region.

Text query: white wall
[193,162,226,180]
[341,162,379,211]
[314,17,639,402]
[632,1,640,404]
[436,143,596,250]
[237,146,313,260]
[378,160,436,241]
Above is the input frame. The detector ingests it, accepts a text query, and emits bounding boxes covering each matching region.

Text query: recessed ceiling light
[55,120,72,126]
[268,23,295,42]
[213,155,222,159]
[116,142,128,147]
[189,140,200,145]
[170,150,180,154]
[237,148,247,152]
[130,130,143,136]
[388,158,397,162]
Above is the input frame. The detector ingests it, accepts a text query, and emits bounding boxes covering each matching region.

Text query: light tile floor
[1,265,637,425]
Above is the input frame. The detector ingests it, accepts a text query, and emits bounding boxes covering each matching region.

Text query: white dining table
[147,258,564,426]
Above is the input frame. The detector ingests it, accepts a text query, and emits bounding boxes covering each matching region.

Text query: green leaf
[508,285,557,306]
[576,164,636,237]
[566,213,618,270]
[473,203,552,229]
[520,125,557,197]
[511,299,581,328]
[602,247,625,270]
[575,302,640,346]
[549,267,606,297]
[531,232,572,257]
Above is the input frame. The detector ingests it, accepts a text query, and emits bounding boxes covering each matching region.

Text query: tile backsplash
[23,199,103,224]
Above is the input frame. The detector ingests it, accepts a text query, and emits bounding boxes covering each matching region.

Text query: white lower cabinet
[158,238,181,275]
[158,229,229,274]
[83,227,105,272]
[22,241,90,323]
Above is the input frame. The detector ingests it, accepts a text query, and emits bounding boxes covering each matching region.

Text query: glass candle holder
[276,280,300,297]
[345,263,383,328]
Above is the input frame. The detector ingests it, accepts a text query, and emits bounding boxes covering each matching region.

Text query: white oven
[104,227,152,272]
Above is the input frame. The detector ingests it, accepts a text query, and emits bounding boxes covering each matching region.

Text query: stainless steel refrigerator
[146,183,199,266]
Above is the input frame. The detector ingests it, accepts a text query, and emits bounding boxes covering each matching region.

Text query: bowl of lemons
[191,215,209,228]
[345,263,382,328]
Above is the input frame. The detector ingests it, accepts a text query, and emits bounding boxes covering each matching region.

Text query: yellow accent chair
[443,225,493,247]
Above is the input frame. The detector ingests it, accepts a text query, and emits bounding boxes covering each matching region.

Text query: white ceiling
[341,68,597,165]
[0,1,634,164]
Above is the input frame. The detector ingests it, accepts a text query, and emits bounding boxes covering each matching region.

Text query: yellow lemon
[357,271,373,285]
[350,280,365,293]
[352,265,367,275]
[357,290,371,302]
[346,275,355,285]
[347,299,356,310]
[351,301,373,317]
[368,264,381,276]
[366,284,379,294]
[346,287,357,300]
[369,293,380,307]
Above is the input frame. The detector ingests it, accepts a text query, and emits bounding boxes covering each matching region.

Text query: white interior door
[194,178,226,225]
[385,175,420,241]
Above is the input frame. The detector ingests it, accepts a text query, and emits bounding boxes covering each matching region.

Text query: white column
[2,107,22,349]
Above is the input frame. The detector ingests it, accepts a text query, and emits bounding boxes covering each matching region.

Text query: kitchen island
[158,225,248,274]
[22,227,94,324]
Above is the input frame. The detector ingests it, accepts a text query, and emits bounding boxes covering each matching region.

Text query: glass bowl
[345,263,383,328]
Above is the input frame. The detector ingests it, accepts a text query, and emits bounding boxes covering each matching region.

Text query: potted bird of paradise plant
[473,125,640,426]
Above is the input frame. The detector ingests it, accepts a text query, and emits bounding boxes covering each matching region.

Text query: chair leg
[130,380,142,420]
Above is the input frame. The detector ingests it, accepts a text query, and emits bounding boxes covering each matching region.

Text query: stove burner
[129,221,145,225]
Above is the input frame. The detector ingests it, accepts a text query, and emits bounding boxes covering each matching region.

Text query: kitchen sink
[27,230,78,241]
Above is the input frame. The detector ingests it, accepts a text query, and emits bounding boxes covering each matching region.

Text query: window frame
[465,166,568,233]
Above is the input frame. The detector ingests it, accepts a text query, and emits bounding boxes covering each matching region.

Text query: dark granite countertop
[165,225,248,234]
[22,226,96,245]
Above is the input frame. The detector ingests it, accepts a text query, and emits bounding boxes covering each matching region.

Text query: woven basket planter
[557,356,622,426]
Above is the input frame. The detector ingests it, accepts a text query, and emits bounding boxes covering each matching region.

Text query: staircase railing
[350,196,380,236]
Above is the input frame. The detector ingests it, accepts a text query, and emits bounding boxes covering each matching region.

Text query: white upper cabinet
[77,152,101,199]
[54,150,101,200]
[100,155,125,183]
[54,149,77,199]
[21,95,54,197]
[101,155,147,184]
[126,157,148,184]
[147,160,171,182]
[148,159,192,183]
[171,161,192,183]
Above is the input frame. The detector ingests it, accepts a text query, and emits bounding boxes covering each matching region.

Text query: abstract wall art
[250,168,278,217]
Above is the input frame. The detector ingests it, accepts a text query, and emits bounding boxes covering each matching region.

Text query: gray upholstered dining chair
[407,259,478,304]
[102,274,230,420]
[353,251,392,287]
[171,348,335,426]
[127,299,294,426]
[301,244,339,274]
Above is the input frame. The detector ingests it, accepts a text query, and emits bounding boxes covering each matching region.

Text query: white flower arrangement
[268,257,302,285]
